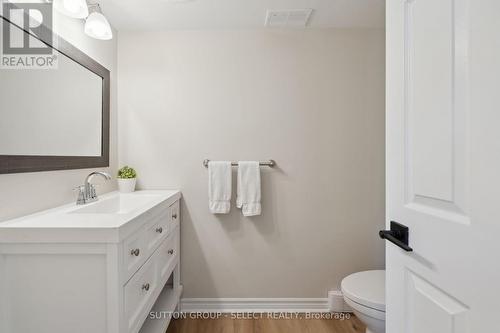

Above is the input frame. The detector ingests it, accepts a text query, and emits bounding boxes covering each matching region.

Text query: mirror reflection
[0,21,103,157]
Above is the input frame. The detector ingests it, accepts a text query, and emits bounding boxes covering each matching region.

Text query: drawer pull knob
[168,249,174,255]
[130,248,140,256]
[172,213,177,219]
[142,283,150,292]
[156,227,163,233]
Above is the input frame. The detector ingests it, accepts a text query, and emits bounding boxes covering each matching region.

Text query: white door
[386,0,500,332]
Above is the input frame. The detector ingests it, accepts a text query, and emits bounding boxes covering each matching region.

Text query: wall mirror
[0,15,110,174]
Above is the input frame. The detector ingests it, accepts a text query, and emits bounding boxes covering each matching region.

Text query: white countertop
[0,190,181,243]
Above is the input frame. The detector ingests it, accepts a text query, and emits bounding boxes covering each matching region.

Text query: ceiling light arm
[86,2,102,15]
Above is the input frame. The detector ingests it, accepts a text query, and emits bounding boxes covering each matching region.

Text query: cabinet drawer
[157,226,179,282]
[123,229,147,278]
[145,211,169,253]
[123,208,171,281]
[124,252,158,333]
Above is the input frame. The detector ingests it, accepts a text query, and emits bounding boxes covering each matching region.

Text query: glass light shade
[54,0,89,19]
[84,12,113,40]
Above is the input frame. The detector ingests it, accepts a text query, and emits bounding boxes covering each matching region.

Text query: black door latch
[379,221,413,252]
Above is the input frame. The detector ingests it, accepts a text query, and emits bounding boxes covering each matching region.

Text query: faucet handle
[90,184,97,199]
[74,185,86,205]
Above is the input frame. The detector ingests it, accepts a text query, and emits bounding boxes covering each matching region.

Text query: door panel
[404,0,469,223]
[387,0,500,332]
[405,270,468,333]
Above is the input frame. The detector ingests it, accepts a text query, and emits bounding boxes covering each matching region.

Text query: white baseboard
[180,298,330,313]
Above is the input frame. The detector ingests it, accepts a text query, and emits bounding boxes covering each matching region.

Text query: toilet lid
[341,270,385,312]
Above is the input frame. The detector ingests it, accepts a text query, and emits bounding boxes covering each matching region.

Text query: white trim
[180,298,330,313]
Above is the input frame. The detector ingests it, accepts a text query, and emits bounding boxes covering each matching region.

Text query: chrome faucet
[75,171,112,205]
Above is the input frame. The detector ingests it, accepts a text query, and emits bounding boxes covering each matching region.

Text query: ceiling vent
[265,9,313,28]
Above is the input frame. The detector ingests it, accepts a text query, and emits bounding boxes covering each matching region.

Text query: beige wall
[0,13,118,222]
[118,29,385,298]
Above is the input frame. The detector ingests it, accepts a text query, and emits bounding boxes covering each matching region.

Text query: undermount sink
[69,194,161,215]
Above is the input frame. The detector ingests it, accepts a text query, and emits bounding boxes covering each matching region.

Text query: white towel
[236,161,261,217]
[208,161,232,214]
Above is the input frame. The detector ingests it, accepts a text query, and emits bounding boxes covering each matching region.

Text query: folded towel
[236,161,261,217]
[208,161,232,214]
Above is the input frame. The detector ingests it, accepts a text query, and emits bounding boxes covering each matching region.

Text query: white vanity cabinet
[0,191,182,333]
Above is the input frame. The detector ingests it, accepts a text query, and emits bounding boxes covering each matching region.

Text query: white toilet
[341,270,385,333]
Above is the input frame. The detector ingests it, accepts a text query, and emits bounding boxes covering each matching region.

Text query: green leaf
[117,166,137,179]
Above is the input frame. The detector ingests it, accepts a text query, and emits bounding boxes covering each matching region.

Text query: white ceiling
[98,0,385,31]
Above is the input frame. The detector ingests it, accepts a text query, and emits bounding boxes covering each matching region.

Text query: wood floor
[166,313,365,333]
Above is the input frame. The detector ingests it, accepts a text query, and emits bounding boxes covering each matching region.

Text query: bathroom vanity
[0,190,181,333]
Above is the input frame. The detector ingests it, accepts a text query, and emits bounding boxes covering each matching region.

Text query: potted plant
[117,166,137,193]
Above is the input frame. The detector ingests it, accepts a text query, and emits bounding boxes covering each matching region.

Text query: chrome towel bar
[203,159,276,168]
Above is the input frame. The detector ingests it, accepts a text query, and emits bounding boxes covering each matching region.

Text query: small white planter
[117,178,136,193]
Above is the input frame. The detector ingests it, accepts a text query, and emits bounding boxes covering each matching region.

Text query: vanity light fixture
[54,0,89,19]
[84,3,113,40]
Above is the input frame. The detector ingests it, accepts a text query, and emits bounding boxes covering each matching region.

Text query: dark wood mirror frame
[0,15,110,174]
